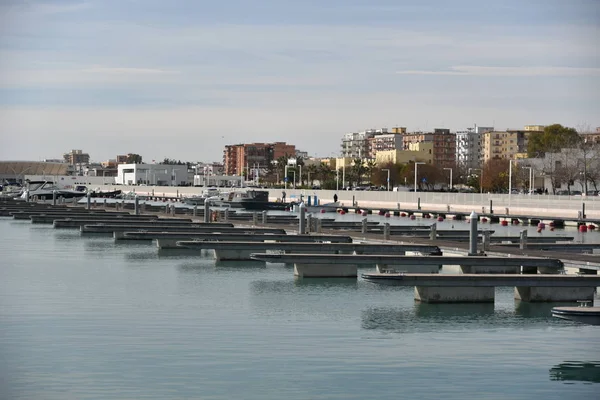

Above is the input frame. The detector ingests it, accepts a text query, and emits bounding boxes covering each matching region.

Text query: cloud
[396,65,600,77]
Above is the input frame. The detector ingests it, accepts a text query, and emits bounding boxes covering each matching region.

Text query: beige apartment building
[375,142,433,165]
[482,130,531,162]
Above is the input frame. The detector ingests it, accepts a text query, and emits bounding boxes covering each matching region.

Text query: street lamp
[443,168,453,190]
[414,162,425,193]
[523,166,533,195]
[382,169,390,191]
[284,165,288,190]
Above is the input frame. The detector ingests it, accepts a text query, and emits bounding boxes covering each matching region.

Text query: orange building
[223,142,296,175]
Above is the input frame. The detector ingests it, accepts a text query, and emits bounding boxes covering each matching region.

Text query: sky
[0,0,598,163]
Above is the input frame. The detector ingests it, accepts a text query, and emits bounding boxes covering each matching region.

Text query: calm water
[1,218,599,400]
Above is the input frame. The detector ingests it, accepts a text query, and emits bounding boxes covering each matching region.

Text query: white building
[456,124,493,169]
[116,163,189,186]
[341,128,387,158]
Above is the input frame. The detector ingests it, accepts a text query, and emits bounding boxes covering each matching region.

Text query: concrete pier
[415,286,495,303]
[514,286,596,302]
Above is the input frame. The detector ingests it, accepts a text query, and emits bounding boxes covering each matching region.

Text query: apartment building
[367,133,403,158]
[432,128,456,169]
[341,129,387,158]
[63,149,90,165]
[456,125,493,170]
[223,142,296,175]
[375,142,433,165]
[482,130,531,163]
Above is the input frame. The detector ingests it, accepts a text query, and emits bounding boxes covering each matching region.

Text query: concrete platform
[148,233,353,249]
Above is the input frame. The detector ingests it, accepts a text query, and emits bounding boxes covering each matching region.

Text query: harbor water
[1,217,599,399]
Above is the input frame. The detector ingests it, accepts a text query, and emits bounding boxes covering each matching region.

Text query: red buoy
[385,212,390,218]
[320,209,325,213]
[340,210,346,215]
[500,220,508,226]
[579,225,588,232]
[361,211,367,216]
[537,228,543,233]
[410,215,416,220]
[437,216,444,222]
[538,222,545,229]
[481,218,488,223]
[401,212,407,217]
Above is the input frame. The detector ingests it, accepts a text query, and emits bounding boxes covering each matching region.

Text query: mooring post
[203,202,210,223]
[52,190,57,206]
[134,195,140,215]
[86,192,91,210]
[223,208,229,222]
[417,197,421,210]
[489,200,493,214]
[383,223,390,240]
[252,212,258,225]
[361,218,368,234]
[193,205,197,217]
[306,214,312,233]
[469,211,478,255]
[103,198,107,208]
[171,204,176,216]
[299,204,306,234]
[519,229,528,250]
[262,210,268,225]
[316,218,322,233]
[429,222,437,241]
[482,231,491,251]
[24,190,29,203]
[582,202,586,219]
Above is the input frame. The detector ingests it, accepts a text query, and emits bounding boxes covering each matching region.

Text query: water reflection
[293,277,358,289]
[549,361,600,383]
[514,301,576,320]
[413,302,495,318]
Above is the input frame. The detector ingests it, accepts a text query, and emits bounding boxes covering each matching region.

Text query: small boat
[0,181,23,198]
[182,188,225,206]
[552,301,600,326]
[88,188,122,198]
[21,180,87,200]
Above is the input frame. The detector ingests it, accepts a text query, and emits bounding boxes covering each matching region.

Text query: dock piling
[482,231,491,251]
[361,218,368,234]
[383,223,390,240]
[86,192,91,210]
[134,196,140,215]
[299,205,306,234]
[469,211,478,255]
[519,229,528,250]
[52,190,57,206]
[262,210,268,225]
[203,202,210,223]
[429,223,437,241]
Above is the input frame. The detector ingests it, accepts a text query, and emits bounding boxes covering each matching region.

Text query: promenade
[93,184,600,220]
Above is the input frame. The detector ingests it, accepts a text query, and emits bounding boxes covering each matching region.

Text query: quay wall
[92,185,600,219]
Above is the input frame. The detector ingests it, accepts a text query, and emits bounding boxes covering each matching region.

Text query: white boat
[21,180,87,201]
[182,187,228,206]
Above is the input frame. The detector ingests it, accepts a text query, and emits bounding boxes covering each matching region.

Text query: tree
[306,164,319,187]
[527,124,580,158]
[350,158,366,187]
[126,153,143,164]
[481,159,510,193]
[365,159,377,185]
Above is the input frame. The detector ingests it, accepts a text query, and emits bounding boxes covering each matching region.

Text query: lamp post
[284,165,288,190]
[443,168,453,190]
[523,166,533,195]
[336,168,339,191]
[414,162,425,193]
[382,169,390,191]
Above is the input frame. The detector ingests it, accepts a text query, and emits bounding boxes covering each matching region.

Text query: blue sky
[0,0,598,162]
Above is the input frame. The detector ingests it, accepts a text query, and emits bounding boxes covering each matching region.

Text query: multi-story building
[432,128,456,169]
[376,142,433,165]
[63,149,90,166]
[482,130,531,163]
[524,125,545,132]
[223,142,296,175]
[341,129,387,158]
[400,132,433,150]
[581,129,600,144]
[367,133,403,158]
[456,125,493,170]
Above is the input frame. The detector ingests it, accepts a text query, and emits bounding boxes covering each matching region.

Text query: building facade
[223,142,296,175]
[482,130,531,163]
[116,163,189,186]
[63,150,90,165]
[367,133,403,158]
[375,142,433,165]
[341,129,387,158]
[456,125,493,170]
[432,128,456,168]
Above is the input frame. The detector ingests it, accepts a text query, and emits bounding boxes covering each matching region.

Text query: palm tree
[365,159,377,185]
[306,164,319,187]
